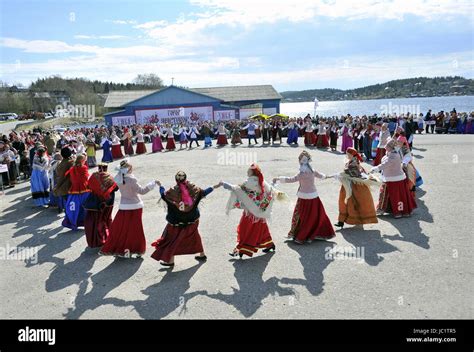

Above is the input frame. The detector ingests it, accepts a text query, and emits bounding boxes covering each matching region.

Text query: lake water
[280,95,474,117]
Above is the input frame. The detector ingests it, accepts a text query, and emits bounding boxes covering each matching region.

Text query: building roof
[104,85,281,108]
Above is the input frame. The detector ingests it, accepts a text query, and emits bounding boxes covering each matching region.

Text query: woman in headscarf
[216,122,229,146]
[135,128,147,154]
[110,132,124,159]
[341,119,353,152]
[85,134,99,168]
[285,119,300,146]
[273,151,335,244]
[99,159,157,258]
[62,154,91,230]
[303,119,316,146]
[53,147,75,213]
[162,124,177,151]
[315,118,329,149]
[222,163,287,257]
[331,147,379,229]
[396,134,423,194]
[151,126,164,153]
[122,129,134,156]
[100,134,113,163]
[30,146,51,207]
[48,152,62,208]
[83,163,118,248]
[370,139,417,218]
[150,171,221,267]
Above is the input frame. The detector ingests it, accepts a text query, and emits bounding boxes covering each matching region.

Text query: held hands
[213,181,223,189]
[272,178,278,184]
[155,180,161,187]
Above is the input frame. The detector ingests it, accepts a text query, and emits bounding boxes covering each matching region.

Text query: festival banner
[135,106,213,125]
[239,108,262,120]
[214,110,236,121]
[111,115,136,126]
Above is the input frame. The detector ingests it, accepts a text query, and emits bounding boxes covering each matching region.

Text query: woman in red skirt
[273,151,335,243]
[111,132,124,159]
[150,171,221,267]
[99,159,158,258]
[122,130,134,156]
[315,119,330,148]
[162,124,177,151]
[222,163,287,257]
[83,163,118,248]
[216,122,229,146]
[370,139,417,218]
[135,128,147,154]
[303,120,317,146]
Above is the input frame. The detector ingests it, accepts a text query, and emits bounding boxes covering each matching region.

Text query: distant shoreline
[282,94,474,104]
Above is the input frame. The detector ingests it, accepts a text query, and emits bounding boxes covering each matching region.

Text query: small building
[103,84,281,126]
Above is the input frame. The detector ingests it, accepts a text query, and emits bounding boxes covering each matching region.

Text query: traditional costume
[397,135,423,192]
[0,142,19,187]
[83,163,118,248]
[216,123,228,146]
[373,126,390,166]
[48,154,62,207]
[30,148,50,207]
[122,131,134,156]
[151,171,218,266]
[286,121,300,145]
[329,124,338,151]
[199,124,213,148]
[261,122,271,144]
[111,133,124,159]
[241,122,258,145]
[53,147,75,212]
[230,126,242,145]
[223,164,286,257]
[151,128,164,152]
[187,125,201,148]
[135,130,147,154]
[341,121,353,152]
[332,148,378,228]
[178,126,189,149]
[85,137,98,168]
[303,121,316,146]
[100,159,156,257]
[275,151,335,243]
[371,139,417,218]
[315,121,329,148]
[100,136,113,163]
[162,127,177,151]
[62,155,90,230]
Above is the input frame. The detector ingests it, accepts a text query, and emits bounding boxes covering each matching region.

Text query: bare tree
[132,74,163,88]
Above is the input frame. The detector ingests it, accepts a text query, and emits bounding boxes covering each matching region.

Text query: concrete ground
[0,134,472,319]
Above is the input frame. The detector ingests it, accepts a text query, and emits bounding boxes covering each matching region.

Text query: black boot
[334,221,344,228]
[262,244,276,253]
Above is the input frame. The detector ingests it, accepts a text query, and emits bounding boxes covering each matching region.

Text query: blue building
[103,85,281,126]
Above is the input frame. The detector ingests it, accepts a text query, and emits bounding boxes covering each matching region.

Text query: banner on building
[263,108,277,115]
[214,110,236,121]
[135,106,213,125]
[239,108,262,120]
[111,115,136,126]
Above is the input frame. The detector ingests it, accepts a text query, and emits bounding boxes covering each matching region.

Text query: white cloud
[0,37,99,53]
[74,35,128,40]
[107,19,137,25]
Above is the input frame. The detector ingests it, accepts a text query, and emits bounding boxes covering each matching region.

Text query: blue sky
[1,0,473,91]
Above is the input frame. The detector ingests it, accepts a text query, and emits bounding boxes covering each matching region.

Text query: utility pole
[171,77,175,86]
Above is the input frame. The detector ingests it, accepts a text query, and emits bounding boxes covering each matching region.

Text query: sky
[0,0,473,91]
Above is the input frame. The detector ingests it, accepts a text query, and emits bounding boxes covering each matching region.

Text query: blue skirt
[62,192,90,230]
[204,136,212,146]
[30,169,49,207]
[287,128,299,144]
[102,141,113,163]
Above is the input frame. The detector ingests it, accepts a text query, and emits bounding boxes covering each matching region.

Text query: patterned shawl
[164,181,202,212]
[88,171,117,200]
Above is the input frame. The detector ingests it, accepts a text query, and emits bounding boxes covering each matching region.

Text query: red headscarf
[346,147,363,162]
[250,163,265,196]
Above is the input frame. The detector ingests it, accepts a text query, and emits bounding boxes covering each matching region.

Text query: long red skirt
[136,141,147,154]
[100,208,146,257]
[111,144,123,159]
[150,221,204,263]
[304,132,316,146]
[373,148,386,166]
[217,134,228,145]
[289,197,336,241]
[84,206,113,248]
[123,139,134,155]
[315,134,329,148]
[338,184,378,225]
[377,179,417,216]
[166,137,176,150]
[235,212,274,257]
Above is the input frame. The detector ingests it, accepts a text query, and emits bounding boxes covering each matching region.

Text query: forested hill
[280,76,474,102]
